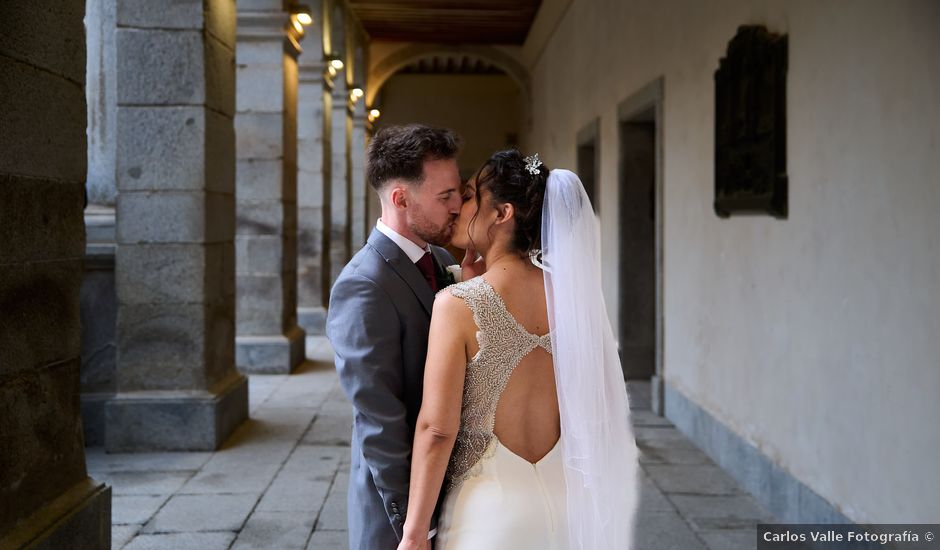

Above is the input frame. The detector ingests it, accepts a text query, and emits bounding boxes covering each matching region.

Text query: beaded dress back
[440,276,553,491]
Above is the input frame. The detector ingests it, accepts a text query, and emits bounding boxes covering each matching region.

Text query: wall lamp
[291,4,313,25]
[290,4,313,34]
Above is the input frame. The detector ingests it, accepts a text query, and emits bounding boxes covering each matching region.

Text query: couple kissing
[327,124,639,550]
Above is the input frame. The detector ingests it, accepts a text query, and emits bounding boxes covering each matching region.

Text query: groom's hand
[460,246,485,279]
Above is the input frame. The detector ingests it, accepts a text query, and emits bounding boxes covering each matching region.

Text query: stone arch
[367,44,530,107]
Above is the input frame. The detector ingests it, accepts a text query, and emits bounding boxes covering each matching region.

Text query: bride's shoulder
[436,275,484,299]
[431,283,477,326]
[434,276,485,313]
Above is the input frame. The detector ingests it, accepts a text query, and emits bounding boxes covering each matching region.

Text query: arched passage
[367,45,531,183]
[367,44,530,107]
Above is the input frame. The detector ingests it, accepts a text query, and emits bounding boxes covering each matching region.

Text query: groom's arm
[327,273,411,540]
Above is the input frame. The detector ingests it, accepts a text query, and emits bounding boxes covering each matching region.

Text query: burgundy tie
[415,252,438,292]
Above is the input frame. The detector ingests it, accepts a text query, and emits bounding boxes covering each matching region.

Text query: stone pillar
[81,205,117,446]
[107,0,248,452]
[350,99,368,249]
[81,0,118,447]
[86,0,118,208]
[349,41,369,249]
[327,74,352,282]
[234,4,307,373]
[296,1,329,335]
[324,0,351,283]
[320,73,335,303]
[0,1,111,547]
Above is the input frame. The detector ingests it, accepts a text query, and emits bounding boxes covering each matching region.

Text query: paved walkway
[87,337,775,549]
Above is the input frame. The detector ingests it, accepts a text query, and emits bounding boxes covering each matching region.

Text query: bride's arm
[398,292,469,549]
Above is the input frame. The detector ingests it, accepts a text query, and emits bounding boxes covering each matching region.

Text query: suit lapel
[368,229,434,316]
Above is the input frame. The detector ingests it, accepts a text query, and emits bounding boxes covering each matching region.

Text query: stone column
[350,99,368,249]
[81,205,118,446]
[107,0,248,452]
[296,1,328,335]
[349,41,369,249]
[323,0,351,283]
[81,0,118,447]
[86,0,118,208]
[234,4,306,373]
[327,73,352,282]
[320,71,335,304]
[0,1,111,547]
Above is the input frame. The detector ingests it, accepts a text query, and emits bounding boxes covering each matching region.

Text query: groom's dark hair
[367,124,461,191]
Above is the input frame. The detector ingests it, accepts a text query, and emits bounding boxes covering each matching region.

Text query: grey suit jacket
[326,228,456,550]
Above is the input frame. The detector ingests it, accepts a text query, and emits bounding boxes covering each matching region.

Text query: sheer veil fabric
[541,169,640,549]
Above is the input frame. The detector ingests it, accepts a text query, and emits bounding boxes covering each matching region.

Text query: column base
[0,479,111,550]
[297,306,327,336]
[236,325,306,374]
[105,374,248,452]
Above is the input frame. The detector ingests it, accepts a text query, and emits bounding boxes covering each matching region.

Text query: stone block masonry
[108,0,248,452]
[234,5,307,374]
[0,1,110,546]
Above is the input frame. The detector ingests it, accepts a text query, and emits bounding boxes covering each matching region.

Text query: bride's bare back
[477,266,560,464]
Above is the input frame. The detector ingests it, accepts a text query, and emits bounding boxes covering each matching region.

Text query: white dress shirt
[376,218,430,263]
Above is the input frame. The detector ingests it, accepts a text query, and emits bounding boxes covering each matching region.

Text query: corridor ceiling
[347,0,542,44]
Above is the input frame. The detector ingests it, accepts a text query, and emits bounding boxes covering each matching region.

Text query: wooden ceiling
[347,1,542,44]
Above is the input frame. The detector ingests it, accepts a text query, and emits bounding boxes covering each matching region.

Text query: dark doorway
[577,119,599,212]
[617,78,664,413]
[618,115,655,380]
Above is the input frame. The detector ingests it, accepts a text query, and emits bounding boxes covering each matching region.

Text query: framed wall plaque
[714,25,788,218]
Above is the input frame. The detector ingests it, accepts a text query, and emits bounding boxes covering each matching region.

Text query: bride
[397,150,639,549]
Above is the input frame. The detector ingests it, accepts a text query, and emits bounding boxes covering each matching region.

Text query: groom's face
[406,158,462,246]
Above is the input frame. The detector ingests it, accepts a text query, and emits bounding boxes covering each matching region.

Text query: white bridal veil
[541,169,640,549]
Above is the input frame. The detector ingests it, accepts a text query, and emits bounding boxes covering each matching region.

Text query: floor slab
[93,336,774,549]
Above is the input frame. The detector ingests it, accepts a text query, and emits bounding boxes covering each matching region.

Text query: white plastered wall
[374,73,523,177]
[525,0,940,523]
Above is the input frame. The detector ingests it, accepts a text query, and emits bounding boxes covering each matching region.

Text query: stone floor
[86,336,776,549]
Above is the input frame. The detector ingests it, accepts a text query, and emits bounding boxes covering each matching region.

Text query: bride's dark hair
[470,149,549,256]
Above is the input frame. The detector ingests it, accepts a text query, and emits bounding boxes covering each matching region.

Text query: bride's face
[451,177,497,252]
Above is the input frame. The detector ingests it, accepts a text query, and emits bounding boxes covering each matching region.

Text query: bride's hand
[396,535,429,550]
[460,246,486,279]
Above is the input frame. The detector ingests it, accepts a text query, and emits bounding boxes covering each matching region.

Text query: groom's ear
[390,185,408,209]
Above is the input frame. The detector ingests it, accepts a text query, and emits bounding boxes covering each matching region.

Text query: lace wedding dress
[433,169,638,549]
[434,276,569,550]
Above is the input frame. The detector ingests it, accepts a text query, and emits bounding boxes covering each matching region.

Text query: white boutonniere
[443,264,462,285]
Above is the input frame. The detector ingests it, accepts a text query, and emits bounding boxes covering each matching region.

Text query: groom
[326,124,465,549]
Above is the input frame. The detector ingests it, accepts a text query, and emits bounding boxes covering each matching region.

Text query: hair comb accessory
[524,153,543,175]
